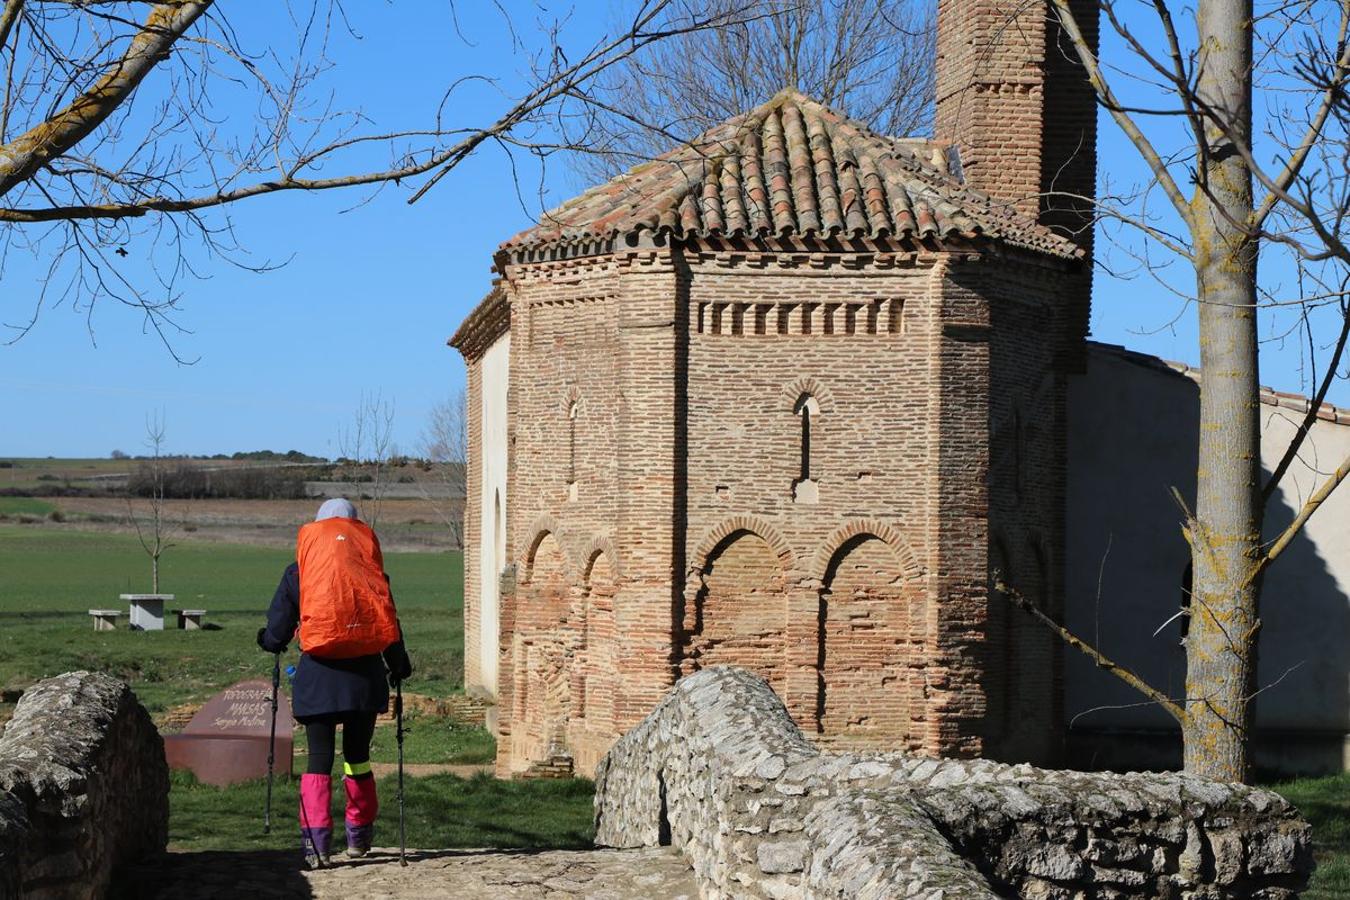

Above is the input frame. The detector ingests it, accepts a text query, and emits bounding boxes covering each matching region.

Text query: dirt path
[123,846,699,899]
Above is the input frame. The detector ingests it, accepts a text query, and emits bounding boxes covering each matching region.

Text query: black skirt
[291,652,389,722]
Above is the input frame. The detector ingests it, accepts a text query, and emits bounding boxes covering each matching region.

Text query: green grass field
[1271,772,1350,899]
[0,525,600,855]
[368,715,497,765]
[0,525,463,711]
[168,770,594,852]
[0,497,56,517]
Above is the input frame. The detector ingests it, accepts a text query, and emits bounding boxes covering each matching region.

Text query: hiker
[257,497,413,868]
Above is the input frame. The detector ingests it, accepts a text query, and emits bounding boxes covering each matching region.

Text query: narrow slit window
[567,400,579,497]
[793,394,821,503]
[755,304,770,335]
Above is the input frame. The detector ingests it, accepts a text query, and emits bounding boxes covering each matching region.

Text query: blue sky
[1,3,1341,458]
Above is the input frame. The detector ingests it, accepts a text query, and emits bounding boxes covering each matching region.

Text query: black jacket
[260,562,409,721]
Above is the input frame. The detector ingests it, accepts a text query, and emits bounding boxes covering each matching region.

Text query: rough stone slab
[0,671,168,899]
[594,667,1314,899]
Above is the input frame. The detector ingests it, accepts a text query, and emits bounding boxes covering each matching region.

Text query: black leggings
[303,712,377,775]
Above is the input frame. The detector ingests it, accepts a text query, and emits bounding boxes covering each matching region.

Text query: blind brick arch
[570,547,621,776]
[678,528,791,696]
[511,531,573,770]
[816,532,926,750]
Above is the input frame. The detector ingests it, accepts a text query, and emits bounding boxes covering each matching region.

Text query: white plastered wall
[478,333,510,697]
[1066,345,1350,773]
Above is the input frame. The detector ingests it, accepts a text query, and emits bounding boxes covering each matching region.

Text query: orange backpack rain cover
[296,517,400,659]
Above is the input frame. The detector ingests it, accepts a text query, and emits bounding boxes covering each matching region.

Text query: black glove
[256,627,285,654]
[385,642,413,685]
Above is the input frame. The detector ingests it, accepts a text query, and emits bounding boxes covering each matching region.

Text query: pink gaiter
[343,764,379,851]
[299,773,333,860]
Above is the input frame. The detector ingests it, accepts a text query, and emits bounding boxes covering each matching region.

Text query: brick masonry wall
[495,252,634,776]
[935,0,1098,359]
[680,249,941,755]
[978,257,1077,764]
[461,0,1099,778]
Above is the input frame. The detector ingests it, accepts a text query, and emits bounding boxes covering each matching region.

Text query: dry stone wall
[594,667,1313,899]
[0,671,168,900]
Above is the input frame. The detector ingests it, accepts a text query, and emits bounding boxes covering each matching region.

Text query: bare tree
[568,0,936,181]
[126,411,177,593]
[337,390,395,530]
[0,1,752,354]
[417,388,467,549]
[991,0,1350,782]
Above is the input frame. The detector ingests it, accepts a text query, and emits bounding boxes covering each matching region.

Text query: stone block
[0,671,168,898]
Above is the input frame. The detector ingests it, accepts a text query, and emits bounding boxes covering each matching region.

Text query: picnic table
[121,593,173,631]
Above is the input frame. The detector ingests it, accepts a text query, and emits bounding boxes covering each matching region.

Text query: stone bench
[88,609,123,631]
[173,609,207,630]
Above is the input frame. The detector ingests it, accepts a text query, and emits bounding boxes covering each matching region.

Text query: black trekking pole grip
[264,651,280,835]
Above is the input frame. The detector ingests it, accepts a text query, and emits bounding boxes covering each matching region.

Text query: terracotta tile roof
[503,89,1080,261]
[448,286,508,358]
[1088,341,1350,425]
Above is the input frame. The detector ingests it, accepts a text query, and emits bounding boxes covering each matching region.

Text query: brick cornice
[448,286,509,359]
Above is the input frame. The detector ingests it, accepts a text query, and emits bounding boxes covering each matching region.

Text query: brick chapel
[450,0,1101,777]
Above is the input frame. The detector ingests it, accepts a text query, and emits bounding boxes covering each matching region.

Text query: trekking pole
[264,651,280,835]
[396,678,407,866]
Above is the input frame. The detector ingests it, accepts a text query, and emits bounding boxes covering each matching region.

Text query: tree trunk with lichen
[1183,0,1260,783]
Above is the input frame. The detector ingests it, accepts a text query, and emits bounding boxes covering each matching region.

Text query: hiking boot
[345,822,374,858]
[301,827,332,869]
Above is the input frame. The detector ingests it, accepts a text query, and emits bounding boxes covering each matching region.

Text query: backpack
[296,517,400,659]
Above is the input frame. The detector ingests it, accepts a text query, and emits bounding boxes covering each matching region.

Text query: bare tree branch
[995,574,1185,723]
[1049,0,1194,227]
[0,1,211,199]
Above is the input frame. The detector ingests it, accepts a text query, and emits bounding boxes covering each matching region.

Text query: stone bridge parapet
[593,667,1313,899]
[0,671,168,899]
